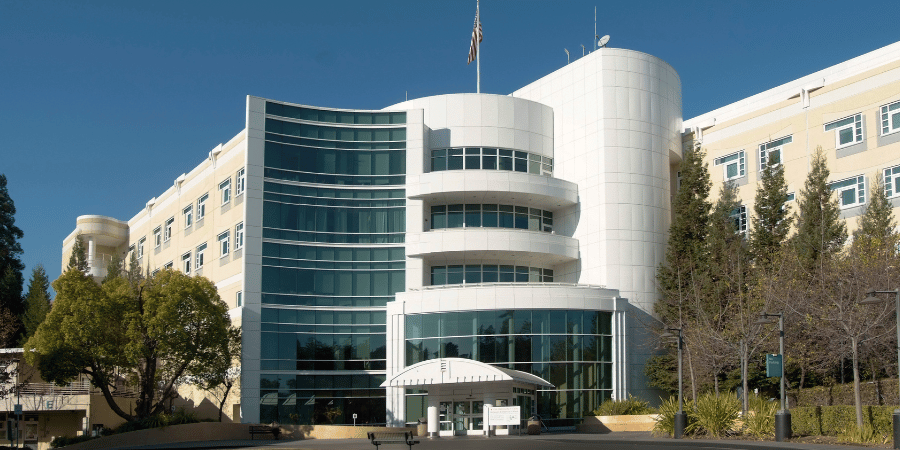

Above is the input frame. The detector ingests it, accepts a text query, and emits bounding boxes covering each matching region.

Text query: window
[153,227,161,248]
[197,193,208,220]
[730,205,747,234]
[830,175,866,208]
[164,261,173,270]
[759,135,792,170]
[786,192,795,202]
[164,217,174,241]
[885,165,900,198]
[825,114,863,148]
[182,252,191,274]
[151,268,160,277]
[137,237,145,259]
[236,168,246,196]
[196,243,207,270]
[220,179,232,205]
[235,222,244,250]
[881,101,900,135]
[430,147,553,176]
[218,231,230,257]
[714,151,745,181]
[183,205,193,229]
[236,291,243,307]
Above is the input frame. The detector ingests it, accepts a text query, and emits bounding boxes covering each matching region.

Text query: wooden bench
[249,424,281,440]
[367,431,419,449]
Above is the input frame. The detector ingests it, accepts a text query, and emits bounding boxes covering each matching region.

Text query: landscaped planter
[576,414,660,433]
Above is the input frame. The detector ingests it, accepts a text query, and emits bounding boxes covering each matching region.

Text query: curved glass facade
[260,103,406,425]
[431,204,552,232]
[405,310,613,423]
[431,147,552,176]
[430,265,553,285]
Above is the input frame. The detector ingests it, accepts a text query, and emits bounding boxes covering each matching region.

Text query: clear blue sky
[1,0,897,293]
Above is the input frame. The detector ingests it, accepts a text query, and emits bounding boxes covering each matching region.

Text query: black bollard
[892,411,900,449]
[673,412,687,439]
[775,411,792,442]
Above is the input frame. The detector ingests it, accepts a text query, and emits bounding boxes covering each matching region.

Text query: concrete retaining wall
[575,414,659,433]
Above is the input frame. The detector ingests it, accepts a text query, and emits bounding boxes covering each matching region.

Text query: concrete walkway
[119,432,883,450]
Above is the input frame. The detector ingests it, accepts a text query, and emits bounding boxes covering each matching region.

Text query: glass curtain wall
[260,103,406,425]
[405,310,613,427]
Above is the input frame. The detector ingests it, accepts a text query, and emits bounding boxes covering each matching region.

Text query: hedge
[791,405,895,436]
[793,378,898,407]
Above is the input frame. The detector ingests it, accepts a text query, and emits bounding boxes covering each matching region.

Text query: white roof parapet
[381,358,554,388]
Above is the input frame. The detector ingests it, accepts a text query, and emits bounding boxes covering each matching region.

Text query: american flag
[467,3,482,65]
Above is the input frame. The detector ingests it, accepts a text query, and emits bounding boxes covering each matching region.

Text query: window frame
[182,205,193,229]
[164,217,174,242]
[163,261,173,270]
[220,179,232,205]
[829,175,866,209]
[153,226,161,248]
[881,100,900,136]
[759,135,792,170]
[236,168,246,196]
[218,231,230,258]
[730,205,748,235]
[181,252,192,274]
[884,165,900,199]
[714,150,746,181]
[195,243,207,270]
[137,237,145,259]
[824,114,863,149]
[235,222,244,250]
[236,291,243,307]
[197,193,208,220]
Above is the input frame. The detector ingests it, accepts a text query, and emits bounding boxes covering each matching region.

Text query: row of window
[148,222,244,276]
[265,118,407,142]
[430,264,554,286]
[431,204,553,232]
[406,310,613,339]
[265,102,406,125]
[713,100,900,183]
[136,168,246,260]
[430,147,553,176]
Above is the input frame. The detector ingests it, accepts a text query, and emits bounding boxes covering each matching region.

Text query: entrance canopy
[381,358,554,388]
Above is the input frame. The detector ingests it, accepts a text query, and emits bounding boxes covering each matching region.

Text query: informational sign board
[766,353,783,377]
[487,406,520,426]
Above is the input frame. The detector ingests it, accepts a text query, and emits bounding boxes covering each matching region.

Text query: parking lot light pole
[756,312,790,441]
[860,289,900,449]
[661,327,685,439]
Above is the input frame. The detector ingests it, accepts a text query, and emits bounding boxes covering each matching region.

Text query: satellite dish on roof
[598,35,610,48]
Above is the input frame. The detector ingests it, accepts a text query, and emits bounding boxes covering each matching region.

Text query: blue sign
[766,354,783,377]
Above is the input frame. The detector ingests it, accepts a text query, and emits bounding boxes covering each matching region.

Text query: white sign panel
[487,406,520,426]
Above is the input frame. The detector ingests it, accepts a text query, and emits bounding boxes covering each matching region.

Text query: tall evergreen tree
[104,254,123,283]
[792,147,846,268]
[749,154,792,268]
[21,264,51,342]
[656,145,713,324]
[67,235,89,274]
[852,173,898,253]
[0,174,25,319]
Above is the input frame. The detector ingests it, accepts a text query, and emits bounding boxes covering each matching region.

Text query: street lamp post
[757,312,791,441]
[661,327,686,439]
[860,289,900,449]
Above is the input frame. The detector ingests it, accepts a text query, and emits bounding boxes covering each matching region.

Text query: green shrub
[589,394,655,416]
[691,392,740,437]
[791,405,895,437]
[50,434,97,448]
[169,407,200,425]
[743,394,777,438]
[653,396,692,437]
[838,423,890,444]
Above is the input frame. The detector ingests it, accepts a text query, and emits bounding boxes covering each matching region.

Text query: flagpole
[476,0,480,93]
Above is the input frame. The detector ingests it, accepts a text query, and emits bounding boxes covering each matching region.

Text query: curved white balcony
[407,170,578,210]
[394,283,623,314]
[405,228,578,265]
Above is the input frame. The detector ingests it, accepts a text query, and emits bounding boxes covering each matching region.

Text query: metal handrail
[411,282,607,291]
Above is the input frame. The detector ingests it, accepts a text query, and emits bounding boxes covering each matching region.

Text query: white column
[427,401,439,437]
[483,395,495,436]
[87,237,97,277]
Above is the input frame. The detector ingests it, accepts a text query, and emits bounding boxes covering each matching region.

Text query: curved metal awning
[381,358,554,388]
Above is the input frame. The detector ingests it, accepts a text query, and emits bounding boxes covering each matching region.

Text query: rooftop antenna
[594,6,597,51]
[598,35,610,48]
[564,48,569,64]
[581,44,585,56]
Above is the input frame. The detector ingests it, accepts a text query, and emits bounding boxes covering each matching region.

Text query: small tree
[67,235,89,274]
[791,147,847,268]
[193,327,241,421]
[21,264,52,342]
[0,174,26,329]
[749,155,792,268]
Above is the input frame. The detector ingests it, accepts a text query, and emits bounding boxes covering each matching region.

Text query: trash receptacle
[416,418,427,437]
[527,416,540,435]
